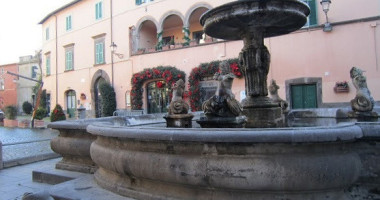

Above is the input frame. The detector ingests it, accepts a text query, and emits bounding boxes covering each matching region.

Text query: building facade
[0,63,18,110]
[17,54,42,113]
[39,0,380,117]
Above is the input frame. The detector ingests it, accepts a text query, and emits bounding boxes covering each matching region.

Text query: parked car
[0,109,4,123]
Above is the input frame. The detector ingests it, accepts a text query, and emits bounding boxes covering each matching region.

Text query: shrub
[50,104,66,122]
[22,101,33,114]
[5,105,18,120]
[34,107,47,120]
[99,82,116,117]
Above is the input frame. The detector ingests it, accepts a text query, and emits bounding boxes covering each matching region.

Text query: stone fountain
[46,1,380,200]
[201,0,309,128]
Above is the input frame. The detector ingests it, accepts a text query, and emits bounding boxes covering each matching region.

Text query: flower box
[33,119,45,128]
[4,119,18,128]
[334,81,349,93]
[18,119,31,128]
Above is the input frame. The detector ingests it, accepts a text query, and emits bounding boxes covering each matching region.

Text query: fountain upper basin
[200,0,310,40]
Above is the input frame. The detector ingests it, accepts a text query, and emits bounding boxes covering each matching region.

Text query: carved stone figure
[269,79,288,111]
[202,61,244,117]
[168,79,189,115]
[350,67,375,112]
[198,61,246,128]
[164,79,193,128]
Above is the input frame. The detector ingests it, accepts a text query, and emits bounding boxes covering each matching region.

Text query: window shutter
[99,2,102,19]
[136,0,142,5]
[307,0,317,26]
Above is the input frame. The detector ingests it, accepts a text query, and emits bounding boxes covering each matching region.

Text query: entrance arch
[91,70,110,118]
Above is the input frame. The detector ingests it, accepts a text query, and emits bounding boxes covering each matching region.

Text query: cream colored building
[39,0,380,117]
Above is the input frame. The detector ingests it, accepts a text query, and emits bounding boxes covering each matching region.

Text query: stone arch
[184,2,212,27]
[158,10,185,33]
[157,10,186,47]
[135,16,159,52]
[90,69,110,117]
[136,16,159,33]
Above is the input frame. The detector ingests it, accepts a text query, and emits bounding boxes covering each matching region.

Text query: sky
[0,0,73,65]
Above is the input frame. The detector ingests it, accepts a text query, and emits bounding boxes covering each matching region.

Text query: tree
[99,82,117,117]
[22,101,33,114]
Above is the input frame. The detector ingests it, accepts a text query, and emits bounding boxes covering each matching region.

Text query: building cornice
[39,0,82,24]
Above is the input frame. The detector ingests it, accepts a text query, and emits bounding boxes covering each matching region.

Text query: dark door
[291,84,317,109]
[94,78,106,118]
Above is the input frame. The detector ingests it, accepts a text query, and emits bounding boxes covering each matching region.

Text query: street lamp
[110,42,124,59]
[320,0,332,32]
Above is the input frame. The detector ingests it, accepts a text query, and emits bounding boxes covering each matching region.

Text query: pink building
[39,0,380,117]
[0,63,18,110]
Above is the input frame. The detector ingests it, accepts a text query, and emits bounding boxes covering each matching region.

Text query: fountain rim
[87,122,363,143]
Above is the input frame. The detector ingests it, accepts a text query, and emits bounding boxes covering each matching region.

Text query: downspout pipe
[55,15,58,105]
[110,0,114,86]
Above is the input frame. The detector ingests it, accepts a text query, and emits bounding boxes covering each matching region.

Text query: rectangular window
[46,27,50,40]
[302,0,317,26]
[95,1,103,20]
[136,0,154,5]
[65,46,74,71]
[0,79,4,90]
[31,66,38,78]
[46,55,51,75]
[95,39,105,64]
[66,15,72,31]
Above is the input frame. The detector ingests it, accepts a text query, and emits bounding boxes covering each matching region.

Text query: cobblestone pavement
[0,127,59,166]
[0,127,58,145]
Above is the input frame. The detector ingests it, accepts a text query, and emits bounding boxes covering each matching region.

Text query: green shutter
[95,42,104,64]
[307,0,317,26]
[291,85,304,109]
[46,57,50,75]
[99,2,102,19]
[136,0,142,5]
[303,84,317,108]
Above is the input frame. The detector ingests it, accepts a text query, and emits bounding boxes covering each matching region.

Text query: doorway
[146,80,169,114]
[66,90,76,118]
[94,77,106,118]
[291,84,317,109]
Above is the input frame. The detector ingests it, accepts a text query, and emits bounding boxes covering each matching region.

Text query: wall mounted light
[320,0,332,32]
[110,42,124,59]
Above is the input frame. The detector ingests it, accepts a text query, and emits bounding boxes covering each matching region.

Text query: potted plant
[4,105,18,127]
[33,107,47,128]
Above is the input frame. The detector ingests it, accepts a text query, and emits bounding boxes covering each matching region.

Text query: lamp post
[320,0,332,32]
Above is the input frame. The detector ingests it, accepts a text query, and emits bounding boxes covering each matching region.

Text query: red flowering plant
[131,66,186,110]
[188,58,243,111]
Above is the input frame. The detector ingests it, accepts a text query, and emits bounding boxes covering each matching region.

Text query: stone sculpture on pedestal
[269,79,288,112]
[349,67,378,119]
[197,61,247,128]
[164,79,193,128]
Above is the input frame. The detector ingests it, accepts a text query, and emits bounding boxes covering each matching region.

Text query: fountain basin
[88,123,364,200]
[48,117,128,173]
[200,0,310,40]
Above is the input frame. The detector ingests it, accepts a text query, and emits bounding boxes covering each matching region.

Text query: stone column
[240,31,283,128]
